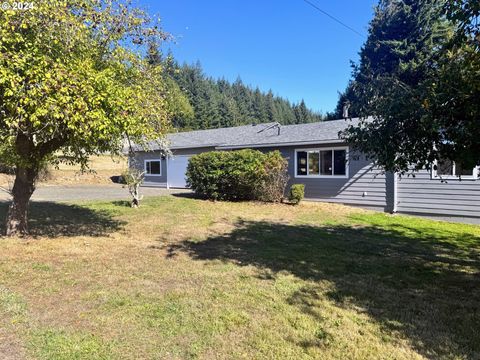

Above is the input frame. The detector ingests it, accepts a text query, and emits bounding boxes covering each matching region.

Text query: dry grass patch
[0,196,479,359]
[0,155,126,188]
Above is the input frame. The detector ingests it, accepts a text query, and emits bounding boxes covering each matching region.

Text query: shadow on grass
[0,201,124,237]
[166,218,480,359]
[171,192,205,200]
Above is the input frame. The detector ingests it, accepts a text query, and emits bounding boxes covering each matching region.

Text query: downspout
[392,172,398,213]
[166,156,170,189]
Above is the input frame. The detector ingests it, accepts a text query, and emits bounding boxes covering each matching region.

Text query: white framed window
[432,159,478,180]
[145,159,162,176]
[295,147,348,178]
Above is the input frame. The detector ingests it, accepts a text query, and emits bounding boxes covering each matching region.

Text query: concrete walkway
[0,184,190,202]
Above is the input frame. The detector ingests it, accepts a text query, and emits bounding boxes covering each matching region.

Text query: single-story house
[129,118,480,220]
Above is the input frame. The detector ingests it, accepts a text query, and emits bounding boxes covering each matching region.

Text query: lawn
[0,196,479,359]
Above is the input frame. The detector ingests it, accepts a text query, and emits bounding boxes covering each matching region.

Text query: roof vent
[257,122,281,135]
[342,101,350,119]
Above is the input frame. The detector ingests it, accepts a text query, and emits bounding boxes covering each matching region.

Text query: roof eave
[216,139,345,150]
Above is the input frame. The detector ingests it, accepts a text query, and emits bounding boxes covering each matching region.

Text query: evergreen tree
[164,62,324,130]
[339,0,476,174]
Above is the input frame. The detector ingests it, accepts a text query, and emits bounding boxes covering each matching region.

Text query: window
[297,151,307,175]
[308,151,320,175]
[433,159,478,179]
[145,159,161,176]
[295,147,348,177]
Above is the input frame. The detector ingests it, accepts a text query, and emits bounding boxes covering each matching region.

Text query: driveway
[0,184,190,202]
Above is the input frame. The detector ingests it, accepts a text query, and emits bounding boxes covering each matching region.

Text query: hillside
[0,155,126,188]
[163,60,325,130]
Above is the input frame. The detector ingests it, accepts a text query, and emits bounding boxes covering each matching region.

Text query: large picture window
[145,159,161,176]
[296,147,348,178]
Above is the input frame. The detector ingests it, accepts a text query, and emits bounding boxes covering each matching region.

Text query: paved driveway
[0,184,190,202]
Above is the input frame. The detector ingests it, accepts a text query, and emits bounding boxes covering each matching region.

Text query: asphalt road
[0,184,190,202]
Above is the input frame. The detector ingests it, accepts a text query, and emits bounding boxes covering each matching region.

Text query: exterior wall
[268,145,390,211]
[130,150,167,185]
[396,170,480,218]
[131,144,390,210]
[130,144,480,219]
[131,147,215,187]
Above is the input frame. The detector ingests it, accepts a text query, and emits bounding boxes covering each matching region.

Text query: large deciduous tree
[0,0,172,236]
[339,0,480,175]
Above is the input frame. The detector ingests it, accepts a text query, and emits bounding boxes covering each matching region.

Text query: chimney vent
[342,102,350,119]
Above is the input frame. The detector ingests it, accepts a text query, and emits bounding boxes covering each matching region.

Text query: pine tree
[163,62,324,129]
[340,0,469,174]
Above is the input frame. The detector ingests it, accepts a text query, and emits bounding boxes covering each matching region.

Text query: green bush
[289,184,305,205]
[186,149,288,202]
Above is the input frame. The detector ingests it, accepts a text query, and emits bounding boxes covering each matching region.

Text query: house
[129,118,480,220]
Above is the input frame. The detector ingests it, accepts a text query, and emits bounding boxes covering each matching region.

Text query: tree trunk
[5,166,37,236]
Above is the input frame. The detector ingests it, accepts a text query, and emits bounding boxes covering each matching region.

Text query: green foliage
[289,184,305,205]
[163,62,324,130]
[445,0,480,46]
[336,0,480,173]
[186,150,288,201]
[0,0,172,171]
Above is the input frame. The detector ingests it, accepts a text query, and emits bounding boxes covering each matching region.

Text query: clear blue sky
[143,0,376,114]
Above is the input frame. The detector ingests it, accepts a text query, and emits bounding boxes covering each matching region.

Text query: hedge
[186,149,288,201]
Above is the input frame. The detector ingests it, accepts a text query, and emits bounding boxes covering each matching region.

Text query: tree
[164,63,324,130]
[0,0,173,235]
[294,100,310,124]
[122,167,145,208]
[338,0,478,174]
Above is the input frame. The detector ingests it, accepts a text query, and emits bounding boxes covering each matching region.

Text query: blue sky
[143,0,376,114]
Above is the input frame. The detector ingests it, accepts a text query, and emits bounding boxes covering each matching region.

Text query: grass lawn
[0,196,479,359]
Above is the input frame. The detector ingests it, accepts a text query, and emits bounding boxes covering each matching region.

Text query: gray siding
[131,147,216,187]
[131,145,389,209]
[397,170,480,218]
[130,150,167,185]
[130,143,480,219]
[273,145,390,210]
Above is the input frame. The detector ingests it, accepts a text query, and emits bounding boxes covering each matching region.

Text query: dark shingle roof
[141,117,368,151]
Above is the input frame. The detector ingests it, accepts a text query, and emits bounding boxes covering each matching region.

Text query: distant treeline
[159,57,326,130]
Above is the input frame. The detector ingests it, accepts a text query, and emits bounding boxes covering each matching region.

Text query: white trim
[392,172,398,213]
[294,146,349,179]
[144,158,162,176]
[217,139,344,150]
[166,156,170,189]
[431,160,479,181]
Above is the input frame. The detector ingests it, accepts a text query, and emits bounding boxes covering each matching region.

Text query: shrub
[186,149,288,202]
[255,151,289,202]
[289,184,305,205]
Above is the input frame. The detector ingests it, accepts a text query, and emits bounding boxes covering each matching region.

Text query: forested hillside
[161,58,325,130]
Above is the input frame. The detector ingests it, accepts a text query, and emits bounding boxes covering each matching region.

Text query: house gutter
[216,139,345,150]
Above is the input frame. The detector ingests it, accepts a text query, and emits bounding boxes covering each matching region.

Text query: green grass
[0,196,479,359]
